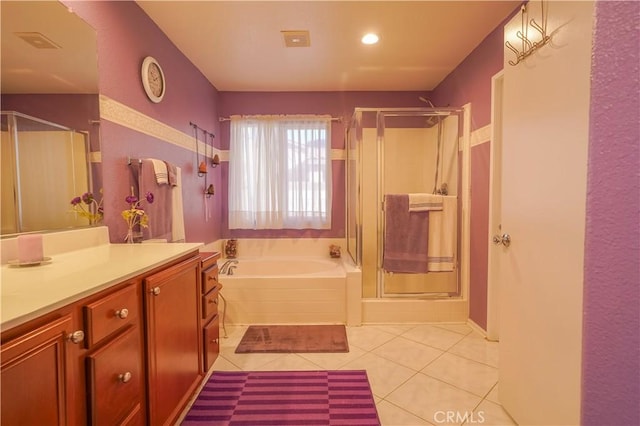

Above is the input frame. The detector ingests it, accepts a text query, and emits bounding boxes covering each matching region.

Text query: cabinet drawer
[86,327,143,426]
[202,265,219,294]
[84,283,139,347]
[202,288,219,320]
[203,315,220,371]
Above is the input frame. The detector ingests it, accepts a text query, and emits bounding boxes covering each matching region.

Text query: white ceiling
[0,1,98,94]
[137,1,520,92]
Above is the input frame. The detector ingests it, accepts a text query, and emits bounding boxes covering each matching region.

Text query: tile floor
[179,323,517,426]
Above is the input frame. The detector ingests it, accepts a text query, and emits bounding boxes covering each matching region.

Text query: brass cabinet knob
[115,308,129,319]
[67,330,85,344]
[118,372,132,383]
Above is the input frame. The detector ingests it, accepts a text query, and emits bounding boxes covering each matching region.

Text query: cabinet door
[86,326,143,426]
[144,256,202,426]
[1,315,73,425]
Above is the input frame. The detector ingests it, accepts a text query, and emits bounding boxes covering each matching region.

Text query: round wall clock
[141,56,165,103]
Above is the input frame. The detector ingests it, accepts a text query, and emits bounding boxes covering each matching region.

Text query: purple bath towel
[383,194,429,273]
[140,159,172,241]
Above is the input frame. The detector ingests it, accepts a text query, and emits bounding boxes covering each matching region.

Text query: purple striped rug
[181,370,381,426]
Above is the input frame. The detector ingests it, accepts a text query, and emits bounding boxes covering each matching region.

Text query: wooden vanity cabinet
[199,251,221,372]
[0,314,76,426]
[144,254,202,426]
[1,249,204,426]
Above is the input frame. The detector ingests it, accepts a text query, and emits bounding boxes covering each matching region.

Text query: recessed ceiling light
[361,33,379,45]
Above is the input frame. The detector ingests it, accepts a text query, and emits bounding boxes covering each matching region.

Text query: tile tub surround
[1,227,202,329]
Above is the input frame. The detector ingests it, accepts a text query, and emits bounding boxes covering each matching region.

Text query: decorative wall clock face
[141,56,165,103]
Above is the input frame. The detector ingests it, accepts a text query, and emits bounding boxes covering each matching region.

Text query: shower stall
[346,107,469,305]
[1,111,91,235]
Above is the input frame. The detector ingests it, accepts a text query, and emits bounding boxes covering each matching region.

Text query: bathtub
[217,257,352,325]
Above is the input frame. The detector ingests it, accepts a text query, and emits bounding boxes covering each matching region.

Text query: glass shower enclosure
[1,111,92,235]
[346,107,466,299]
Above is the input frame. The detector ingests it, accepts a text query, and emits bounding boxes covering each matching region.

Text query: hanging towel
[141,160,172,241]
[171,167,186,242]
[427,195,457,272]
[382,194,430,273]
[164,160,178,186]
[148,158,169,185]
[408,193,444,212]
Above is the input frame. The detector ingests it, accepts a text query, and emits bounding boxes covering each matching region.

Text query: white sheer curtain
[228,115,332,229]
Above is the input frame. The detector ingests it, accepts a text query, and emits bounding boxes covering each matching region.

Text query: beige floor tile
[298,344,368,369]
[376,400,432,426]
[347,325,398,351]
[340,352,417,398]
[434,323,473,336]
[373,336,444,371]
[210,355,241,371]
[373,324,418,336]
[485,383,500,404]
[255,353,324,371]
[402,324,466,351]
[448,332,499,368]
[471,400,517,426]
[386,373,482,425]
[219,351,287,371]
[421,353,498,397]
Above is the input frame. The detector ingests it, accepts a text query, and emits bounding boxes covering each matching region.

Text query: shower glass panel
[346,107,464,299]
[346,110,362,266]
[1,111,91,235]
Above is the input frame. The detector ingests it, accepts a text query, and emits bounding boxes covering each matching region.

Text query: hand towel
[382,194,430,273]
[164,160,178,186]
[427,195,457,272]
[171,167,186,242]
[148,158,169,185]
[409,193,443,212]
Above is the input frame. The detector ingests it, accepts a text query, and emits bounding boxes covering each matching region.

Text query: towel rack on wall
[505,1,551,66]
[127,157,143,165]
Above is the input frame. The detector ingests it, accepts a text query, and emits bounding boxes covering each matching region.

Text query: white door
[498,2,594,425]
[486,71,504,342]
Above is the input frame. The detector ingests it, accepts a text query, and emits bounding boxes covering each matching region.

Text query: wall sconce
[198,161,207,176]
[211,154,220,168]
[205,183,215,198]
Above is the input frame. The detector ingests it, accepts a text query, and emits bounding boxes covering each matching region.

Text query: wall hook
[505,1,551,67]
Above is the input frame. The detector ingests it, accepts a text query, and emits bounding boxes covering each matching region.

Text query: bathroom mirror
[0,1,100,236]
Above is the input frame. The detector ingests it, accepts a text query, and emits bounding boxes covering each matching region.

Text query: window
[228,115,332,229]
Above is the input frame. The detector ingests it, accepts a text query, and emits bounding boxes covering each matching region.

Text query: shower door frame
[374,107,469,299]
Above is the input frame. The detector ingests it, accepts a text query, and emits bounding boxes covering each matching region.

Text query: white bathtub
[220,257,345,277]
[217,256,351,325]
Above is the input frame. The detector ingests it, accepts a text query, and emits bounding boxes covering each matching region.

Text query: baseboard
[466,317,487,338]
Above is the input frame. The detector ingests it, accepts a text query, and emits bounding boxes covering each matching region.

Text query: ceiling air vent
[281,30,310,48]
[15,32,61,49]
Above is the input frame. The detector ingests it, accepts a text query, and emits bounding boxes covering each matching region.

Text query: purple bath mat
[181,370,381,425]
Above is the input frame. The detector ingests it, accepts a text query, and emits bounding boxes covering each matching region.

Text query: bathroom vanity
[0,229,206,425]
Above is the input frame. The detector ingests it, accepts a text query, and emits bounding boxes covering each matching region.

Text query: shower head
[418,96,435,108]
[425,116,441,128]
[419,97,442,128]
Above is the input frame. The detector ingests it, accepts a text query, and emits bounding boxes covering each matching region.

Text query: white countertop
[1,242,202,330]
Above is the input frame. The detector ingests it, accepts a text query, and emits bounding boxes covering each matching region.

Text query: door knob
[492,233,511,247]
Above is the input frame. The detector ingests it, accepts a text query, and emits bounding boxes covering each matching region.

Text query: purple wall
[581,1,640,424]
[218,91,428,239]
[430,9,518,329]
[66,1,222,244]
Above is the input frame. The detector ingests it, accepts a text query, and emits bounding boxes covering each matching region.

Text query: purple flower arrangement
[70,190,103,225]
[122,187,154,242]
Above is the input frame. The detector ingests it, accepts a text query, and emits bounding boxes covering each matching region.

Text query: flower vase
[126,229,134,244]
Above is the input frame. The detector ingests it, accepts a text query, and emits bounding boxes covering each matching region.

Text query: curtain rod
[219,115,342,122]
